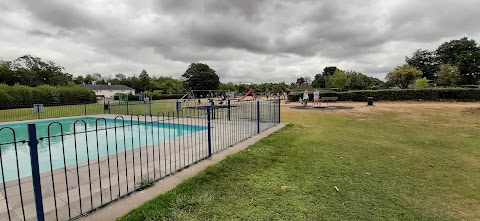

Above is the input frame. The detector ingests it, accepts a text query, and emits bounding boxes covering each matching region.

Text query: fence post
[211,101,215,120]
[27,124,45,221]
[126,99,129,115]
[108,101,111,114]
[257,101,260,134]
[207,106,212,157]
[278,99,281,123]
[84,102,87,115]
[149,99,152,115]
[227,99,231,121]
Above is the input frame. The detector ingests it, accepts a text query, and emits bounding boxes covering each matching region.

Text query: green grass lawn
[0,100,179,123]
[118,102,480,221]
[0,100,269,123]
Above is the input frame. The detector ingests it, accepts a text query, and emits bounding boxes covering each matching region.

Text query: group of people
[300,89,321,107]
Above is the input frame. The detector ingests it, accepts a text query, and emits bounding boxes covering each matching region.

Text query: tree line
[387,37,480,89]
[73,70,186,94]
[292,67,384,91]
[0,57,289,95]
[6,36,476,96]
[0,55,73,86]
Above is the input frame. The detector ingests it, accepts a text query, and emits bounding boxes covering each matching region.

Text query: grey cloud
[19,0,100,30]
[185,19,271,53]
[26,29,54,38]
[2,0,480,83]
[388,0,480,42]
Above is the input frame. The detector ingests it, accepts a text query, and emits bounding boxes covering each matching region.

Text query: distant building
[83,83,135,99]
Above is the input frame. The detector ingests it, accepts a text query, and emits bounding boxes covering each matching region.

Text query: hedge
[114,93,184,101]
[0,84,96,106]
[288,88,480,102]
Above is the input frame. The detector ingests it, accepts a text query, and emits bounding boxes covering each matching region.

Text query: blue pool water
[0,117,206,183]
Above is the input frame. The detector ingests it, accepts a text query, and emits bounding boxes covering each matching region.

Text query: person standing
[313,89,320,106]
[302,90,309,107]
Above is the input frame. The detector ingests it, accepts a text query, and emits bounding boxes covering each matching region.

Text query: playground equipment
[138,91,151,103]
[178,90,232,110]
[181,90,230,102]
[241,89,256,100]
[117,93,128,104]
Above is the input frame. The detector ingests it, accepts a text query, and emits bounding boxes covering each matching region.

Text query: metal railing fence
[0,99,281,221]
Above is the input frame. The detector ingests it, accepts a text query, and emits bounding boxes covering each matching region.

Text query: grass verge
[119,103,480,220]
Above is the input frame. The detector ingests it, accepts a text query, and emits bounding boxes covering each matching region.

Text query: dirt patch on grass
[283,101,480,118]
[465,107,480,115]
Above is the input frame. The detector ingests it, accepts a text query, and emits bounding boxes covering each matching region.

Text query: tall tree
[436,64,461,87]
[74,75,85,84]
[83,74,96,84]
[2,55,72,86]
[346,71,368,90]
[386,67,423,89]
[436,37,480,84]
[323,66,338,77]
[182,63,220,91]
[312,74,329,88]
[138,70,151,91]
[329,69,351,90]
[0,60,15,85]
[405,49,439,79]
[296,77,306,84]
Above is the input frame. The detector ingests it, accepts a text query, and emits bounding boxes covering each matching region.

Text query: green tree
[312,74,329,88]
[329,69,351,90]
[323,66,338,77]
[182,63,220,91]
[83,74,96,84]
[4,55,72,86]
[219,82,237,91]
[436,37,480,84]
[415,77,429,89]
[405,49,439,79]
[74,75,84,84]
[436,64,461,87]
[0,60,15,85]
[296,77,306,84]
[138,70,151,91]
[346,71,368,90]
[386,67,423,89]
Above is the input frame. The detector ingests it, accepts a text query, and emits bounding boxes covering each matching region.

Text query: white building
[84,84,135,99]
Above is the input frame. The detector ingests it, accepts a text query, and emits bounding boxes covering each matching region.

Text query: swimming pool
[0,117,206,183]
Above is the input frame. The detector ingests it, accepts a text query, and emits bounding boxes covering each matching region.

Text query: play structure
[241,89,256,100]
[179,90,231,109]
[181,90,230,100]
[138,91,150,103]
[117,93,128,104]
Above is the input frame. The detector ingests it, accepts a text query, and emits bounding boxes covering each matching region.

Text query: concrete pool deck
[0,114,282,221]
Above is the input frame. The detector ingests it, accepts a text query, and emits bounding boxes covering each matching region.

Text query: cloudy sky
[1,0,479,83]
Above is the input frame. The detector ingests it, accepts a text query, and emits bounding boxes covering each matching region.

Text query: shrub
[386,67,423,89]
[0,84,96,106]
[415,78,429,89]
[287,88,480,102]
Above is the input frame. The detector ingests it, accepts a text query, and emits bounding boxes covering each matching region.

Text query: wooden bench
[319,97,338,106]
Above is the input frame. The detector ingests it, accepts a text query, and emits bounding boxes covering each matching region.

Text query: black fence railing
[0,100,281,221]
[0,99,273,123]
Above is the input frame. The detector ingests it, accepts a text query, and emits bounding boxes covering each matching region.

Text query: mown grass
[0,100,179,123]
[118,102,480,221]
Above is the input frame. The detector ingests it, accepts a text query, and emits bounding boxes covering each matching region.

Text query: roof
[83,84,134,91]
[296,83,314,90]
